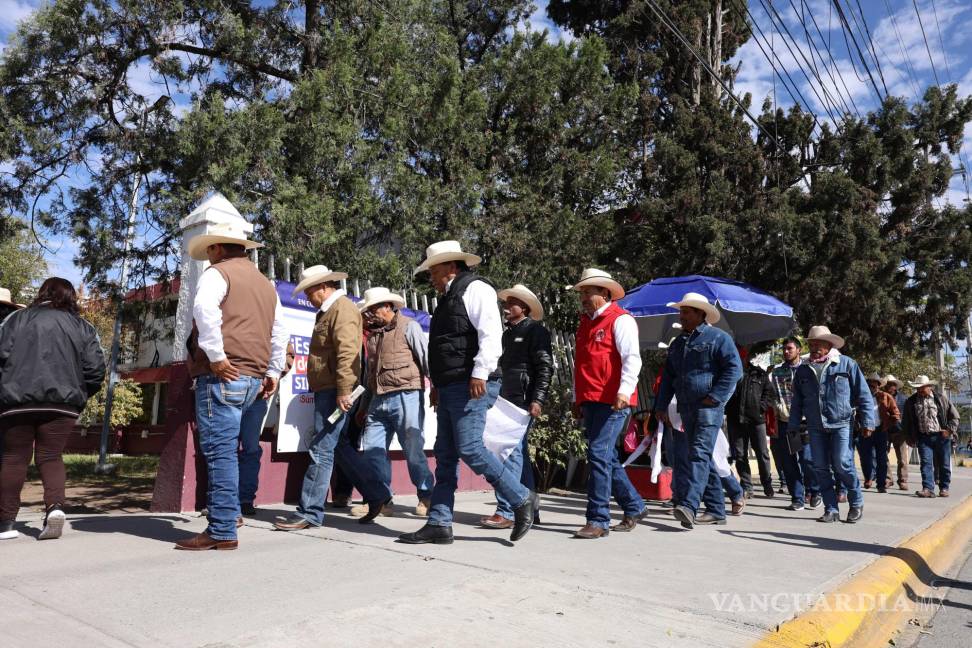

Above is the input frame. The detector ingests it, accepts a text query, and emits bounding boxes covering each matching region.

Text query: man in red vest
[570,269,647,539]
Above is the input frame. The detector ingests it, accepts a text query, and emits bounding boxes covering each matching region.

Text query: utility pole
[96,97,169,474]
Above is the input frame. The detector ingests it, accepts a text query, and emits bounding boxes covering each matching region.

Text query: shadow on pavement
[70,515,197,543]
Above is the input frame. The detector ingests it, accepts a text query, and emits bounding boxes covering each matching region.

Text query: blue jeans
[670,425,690,505]
[296,389,393,526]
[781,438,819,506]
[361,390,434,499]
[722,472,744,503]
[809,425,863,513]
[495,423,537,520]
[238,395,270,505]
[916,433,952,491]
[428,380,529,527]
[582,402,645,529]
[858,429,889,487]
[680,407,726,519]
[195,375,263,541]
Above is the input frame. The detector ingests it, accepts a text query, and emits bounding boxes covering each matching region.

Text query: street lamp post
[96,97,169,474]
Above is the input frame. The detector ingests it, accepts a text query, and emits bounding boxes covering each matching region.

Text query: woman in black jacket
[0,278,106,540]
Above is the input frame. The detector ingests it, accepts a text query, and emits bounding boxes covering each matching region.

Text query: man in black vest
[399,241,538,544]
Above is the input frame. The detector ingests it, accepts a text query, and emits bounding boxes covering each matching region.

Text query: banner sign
[273,281,437,453]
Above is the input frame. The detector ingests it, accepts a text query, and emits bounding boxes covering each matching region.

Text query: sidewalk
[1,467,970,648]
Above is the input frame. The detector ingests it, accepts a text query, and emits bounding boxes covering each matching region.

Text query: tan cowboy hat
[666,292,721,324]
[866,372,884,385]
[413,240,482,276]
[497,284,544,320]
[0,288,24,309]
[883,374,902,389]
[357,286,406,312]
[571,268,625,301]
[805,325,844,349]
[291,264,349,297]
[907,375,937,388]
[187,222,263,261]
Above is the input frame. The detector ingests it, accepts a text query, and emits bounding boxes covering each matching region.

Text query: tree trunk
[302,0,321,72]
[711,0,723,89]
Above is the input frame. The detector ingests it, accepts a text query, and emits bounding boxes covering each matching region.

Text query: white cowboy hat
[571,268,625,301]
[497,284,544,320]
[0,288,24,309]
[357,286,406,312]
[866,372,884,385]
[666,292,721,325]
[805,325,845,350]
[291,264,349,297]
[187,222,263,261]
[883,374,902,389]
[413,240,482,276]
[907,375,937,388]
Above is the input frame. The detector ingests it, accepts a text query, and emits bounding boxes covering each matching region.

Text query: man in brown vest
[176,224,288,551]
[351,287,434,519]
[273,266,394,531]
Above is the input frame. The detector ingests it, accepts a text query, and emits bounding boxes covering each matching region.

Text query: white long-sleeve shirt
[445,277,503,380]
[573,301,642,401]
[193,267,288,378]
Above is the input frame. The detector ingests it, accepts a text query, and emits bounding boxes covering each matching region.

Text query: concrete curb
[754,493,972,648]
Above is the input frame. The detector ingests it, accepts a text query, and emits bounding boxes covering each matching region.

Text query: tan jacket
[307,294,362,396]
[874,389,901,432]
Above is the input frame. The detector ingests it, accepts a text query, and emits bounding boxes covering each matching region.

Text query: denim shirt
[787,353,876,431]
[655,323,743,414]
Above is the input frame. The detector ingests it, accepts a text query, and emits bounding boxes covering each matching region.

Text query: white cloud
[0,0,39,34]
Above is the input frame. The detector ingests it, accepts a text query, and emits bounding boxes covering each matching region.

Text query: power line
[912,0,942,86]
[831,0,886,103]
[801,0,862,118]
[640,0,787,153]
[793,0,860,119]
[882,0,923,103]
[849,0,890,97]
[929,0,953,83]
[757,0,842,123]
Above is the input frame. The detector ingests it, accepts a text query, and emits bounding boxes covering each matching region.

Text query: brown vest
[188,256,277,379]
[366,313,423,395]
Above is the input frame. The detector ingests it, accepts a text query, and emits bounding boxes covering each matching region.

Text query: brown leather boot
[479,514,513,529]
[573,523,609,539]
[174,532,238,551]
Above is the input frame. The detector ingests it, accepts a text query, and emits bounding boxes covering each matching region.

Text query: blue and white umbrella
[618,275,795,347]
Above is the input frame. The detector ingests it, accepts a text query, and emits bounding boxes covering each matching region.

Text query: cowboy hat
[866,372,884,385]
[883,374,902,389]
[187,222,263,261]
[571,268,625,301]
[413,240,482,276]
[357,286,406,312]
[0,288,24,309]
[805,325,844,350]
[907,375,937,389]
[291,265,349,297]
[666,292,721,324]
[497,284,544,321]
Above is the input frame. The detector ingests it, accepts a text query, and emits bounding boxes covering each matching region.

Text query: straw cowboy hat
[666,292,721,325]
[883,374,902,389]
[413,240,482,276]
[0,288,24,309]
[866,372,885,385]
[187,222,263,261]
[571,268,625,301]
[497,284,544,321]
[291,264,349,297]
[357,286,406,312]
[907,375,937,389]
[805,325,845,349]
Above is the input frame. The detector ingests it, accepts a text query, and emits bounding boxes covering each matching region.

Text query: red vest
[574,302,638,406]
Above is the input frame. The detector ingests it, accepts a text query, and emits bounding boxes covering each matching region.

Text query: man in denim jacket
[787,326,875,524]
[655,293,742,529]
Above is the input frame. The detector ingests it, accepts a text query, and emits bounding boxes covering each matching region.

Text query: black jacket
[0,305,106,416]
[428,271,492,387]
[726,363,772,425]
[498,317,553,409]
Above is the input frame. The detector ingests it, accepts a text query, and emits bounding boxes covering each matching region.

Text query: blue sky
[2,0,972,286]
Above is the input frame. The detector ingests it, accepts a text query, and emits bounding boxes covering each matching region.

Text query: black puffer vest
[429,271,492,387]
